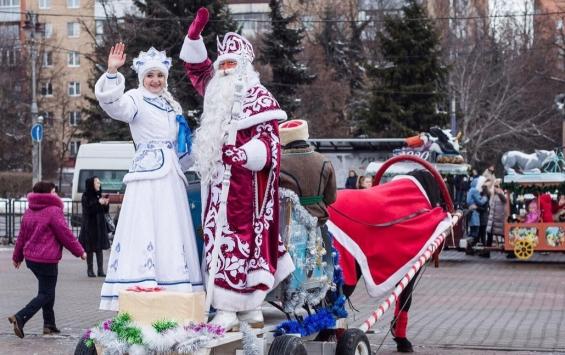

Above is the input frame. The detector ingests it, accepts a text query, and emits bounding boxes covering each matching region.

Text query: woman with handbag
[79,176,111,277]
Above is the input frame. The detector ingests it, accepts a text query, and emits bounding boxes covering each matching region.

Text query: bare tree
[0,32,32,171]
[448,11,561,167]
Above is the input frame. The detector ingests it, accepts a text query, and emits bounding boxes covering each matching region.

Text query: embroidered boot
[237,309,264,328]
[210,310,239,332]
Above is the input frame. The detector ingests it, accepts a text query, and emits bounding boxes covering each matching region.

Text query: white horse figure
[501,150,557,174]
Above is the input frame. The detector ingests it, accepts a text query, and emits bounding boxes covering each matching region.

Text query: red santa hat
[214,32,255,70]
[279,120,309,146]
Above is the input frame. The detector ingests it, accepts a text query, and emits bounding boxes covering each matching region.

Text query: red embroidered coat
[182,36,294,311]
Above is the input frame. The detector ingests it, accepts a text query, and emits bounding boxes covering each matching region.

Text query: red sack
[328,176,450,299]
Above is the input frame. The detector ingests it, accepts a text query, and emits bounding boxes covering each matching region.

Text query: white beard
[193,72,238,186]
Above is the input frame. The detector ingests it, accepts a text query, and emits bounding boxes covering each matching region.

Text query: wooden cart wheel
[514,239,534,260]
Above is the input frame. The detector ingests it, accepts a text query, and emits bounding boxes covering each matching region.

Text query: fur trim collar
[27,193,63,210]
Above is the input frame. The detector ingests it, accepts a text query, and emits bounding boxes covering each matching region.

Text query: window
[67,51,80,66]
[44,23,53,38]
[38,0,50,9]
[67,0,79,8]
[40,81,53,96]
[95,20,104,35]
[67,22,80,37]
[0,0,19,6]
[5,49,17,66]
[68,81,80,96]
[69,140,81,156]
[69,111,80,126]
[42,51,53,67]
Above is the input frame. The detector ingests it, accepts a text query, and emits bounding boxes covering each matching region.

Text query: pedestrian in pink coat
[9,181,86,338]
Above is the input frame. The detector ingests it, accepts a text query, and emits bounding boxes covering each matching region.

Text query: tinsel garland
[274,239,348,336]
[279,188,318,227]
[83,313,225,354]
[152,319,178,333]
[240,322,260,355]
[279,188,335,314]
[502,182,565,195]
[275,309,336,336]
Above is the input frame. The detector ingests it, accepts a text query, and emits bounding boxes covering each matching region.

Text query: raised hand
[188,7,209,40]
[107,42,126,74]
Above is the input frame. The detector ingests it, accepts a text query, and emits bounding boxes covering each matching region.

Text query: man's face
[218,60,238,76]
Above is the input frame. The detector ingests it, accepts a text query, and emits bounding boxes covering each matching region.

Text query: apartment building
[0,0,95,161]
[534,0,565,70]
[34,0,94,159]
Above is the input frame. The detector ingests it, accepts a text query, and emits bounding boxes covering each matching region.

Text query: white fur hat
[131,47,172,82]
[280,120,309,146]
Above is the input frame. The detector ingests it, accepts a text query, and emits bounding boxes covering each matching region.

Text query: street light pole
[25,11,42,185]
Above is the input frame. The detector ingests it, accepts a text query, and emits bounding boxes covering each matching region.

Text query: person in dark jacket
[10,181,86,338]
[345,170,358,189]
[79,176,110,277]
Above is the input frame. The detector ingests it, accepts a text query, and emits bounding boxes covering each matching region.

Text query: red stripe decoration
[358,213,461,333]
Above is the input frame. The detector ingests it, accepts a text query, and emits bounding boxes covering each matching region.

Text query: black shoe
[43,325,61,335]
[394,337,414,353]
[479,252,491,258]
[97,271,106,277]
[87,270,96,277]
[506,252,516,259]
[8,315,24,339]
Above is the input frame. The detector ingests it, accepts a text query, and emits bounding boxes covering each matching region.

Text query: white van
[71,141,135,203]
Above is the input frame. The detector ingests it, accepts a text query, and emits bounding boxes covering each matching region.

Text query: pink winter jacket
[12,193,84,264]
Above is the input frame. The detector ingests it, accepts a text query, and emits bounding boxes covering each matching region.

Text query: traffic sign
[31,123,43,142]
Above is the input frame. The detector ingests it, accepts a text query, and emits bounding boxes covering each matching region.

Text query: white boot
[210,310,239,332]
[237,309,264,328]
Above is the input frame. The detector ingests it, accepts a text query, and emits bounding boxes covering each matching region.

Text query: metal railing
[0,199,117,244]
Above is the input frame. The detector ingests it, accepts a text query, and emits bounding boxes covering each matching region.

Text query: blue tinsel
[275,309,336,336]
[274,233,348,336]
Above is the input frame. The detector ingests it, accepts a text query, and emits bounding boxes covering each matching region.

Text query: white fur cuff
[179,35,208,64]
[95,72,126,104]
[241,139,268,171]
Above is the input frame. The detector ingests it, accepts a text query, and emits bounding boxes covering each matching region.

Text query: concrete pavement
[1,247,564,354]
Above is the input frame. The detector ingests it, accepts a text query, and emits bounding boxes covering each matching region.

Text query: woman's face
[143,70,166,94]
[361,177,373,189]
[349,171,356,177]
[50,188,57,195]
[94,178,101,191]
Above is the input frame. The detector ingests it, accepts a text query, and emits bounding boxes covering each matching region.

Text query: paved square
[1,247,564,354]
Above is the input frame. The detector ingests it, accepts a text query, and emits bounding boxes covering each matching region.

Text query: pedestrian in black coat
[345,170,358,189]
[78,177,110,277]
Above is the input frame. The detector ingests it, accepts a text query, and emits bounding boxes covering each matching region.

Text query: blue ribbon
[176,114,192,154]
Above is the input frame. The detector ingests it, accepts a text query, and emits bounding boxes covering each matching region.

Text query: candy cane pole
[358,212,461,333]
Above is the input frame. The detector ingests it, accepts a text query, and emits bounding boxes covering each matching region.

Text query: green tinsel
[85,339,94,348]
[110,313,132,333]
[118,326,143,345]
[109,313,144,345]
[152,319,178,333]
[501,182,565,196]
